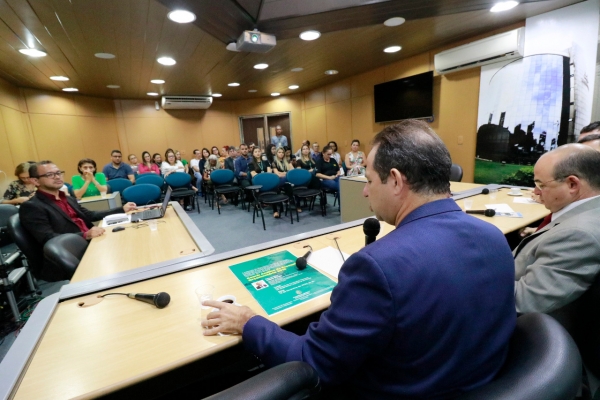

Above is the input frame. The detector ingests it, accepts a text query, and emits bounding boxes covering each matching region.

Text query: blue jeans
[320,176,339,192]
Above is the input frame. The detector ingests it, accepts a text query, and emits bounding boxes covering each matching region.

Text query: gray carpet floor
[0,193,341,362]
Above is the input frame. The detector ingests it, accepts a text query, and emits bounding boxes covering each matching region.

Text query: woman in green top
[175,150,189,173]
[72,158,107,199]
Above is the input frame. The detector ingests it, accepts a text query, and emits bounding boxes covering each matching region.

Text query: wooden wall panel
[23,89,77,116]
[304,88,325,110]
[197,116,238,151]
[325,100,352,156]
[121,117,169,159]
[384,53,430,81]
[351,68,385,99]
[0,77,22,111]
[325,79,351,104]
[0,108,15,195]
[304,106,327,146]
[76,117,121,166]
[163,115,205,159]
[74,97,115,118]
[2,106,36,164]
[351,95,379,154]
[29,114,86,179]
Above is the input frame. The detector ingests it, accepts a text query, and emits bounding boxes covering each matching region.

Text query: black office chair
[457,313,581,400]
[43,234,89,281]
[7,213,45,281]
[205,361,320,400]
[450,163,463,182]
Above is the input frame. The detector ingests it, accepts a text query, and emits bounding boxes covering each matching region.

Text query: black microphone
[466,209,496,217]
[296,245,313,270]
[481,188,489,194]
[127,292,171,308]
[363,218,381,246]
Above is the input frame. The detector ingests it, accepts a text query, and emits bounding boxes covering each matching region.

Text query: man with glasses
[19,161,136,281]
[514,144,600,314]
[102,150,135,183]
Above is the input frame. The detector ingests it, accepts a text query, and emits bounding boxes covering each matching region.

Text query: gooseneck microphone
[296,245,313,270]
[100,292,171,308]
[363,218,381,246]
[481,188,490,194]
[466,209,496,217]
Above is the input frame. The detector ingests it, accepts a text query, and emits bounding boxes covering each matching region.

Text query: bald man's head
[539,144,600,191]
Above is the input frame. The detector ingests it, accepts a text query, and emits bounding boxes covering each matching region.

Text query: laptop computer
[131,186,172,222]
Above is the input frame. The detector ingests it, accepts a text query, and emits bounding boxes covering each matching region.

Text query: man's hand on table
[201,300,256,336]
[122,202,137,212]
[85,226,105,240]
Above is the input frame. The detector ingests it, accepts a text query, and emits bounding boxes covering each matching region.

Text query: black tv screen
[374,71,434,123]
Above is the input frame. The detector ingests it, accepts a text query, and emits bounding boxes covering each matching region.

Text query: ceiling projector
[236,30,276,53]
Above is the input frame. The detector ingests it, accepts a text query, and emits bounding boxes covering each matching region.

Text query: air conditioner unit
[434,27,525,74]
[161,96,213,110]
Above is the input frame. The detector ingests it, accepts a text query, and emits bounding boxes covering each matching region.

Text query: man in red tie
[514,144,600,314]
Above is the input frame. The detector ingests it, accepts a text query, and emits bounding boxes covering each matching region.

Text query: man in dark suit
[19,160,136,281]
[202,121,516,399]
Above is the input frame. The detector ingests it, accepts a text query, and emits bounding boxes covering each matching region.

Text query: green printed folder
[229,250,337,315]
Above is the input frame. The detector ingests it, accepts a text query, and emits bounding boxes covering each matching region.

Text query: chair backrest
[43,234,89,280]
[106,178,132,194]
[165,172,191,188]
[286,169,311,187]
[63,182,76,197]
[210,169,234,186]
[206,361,320,400]
[135,174,165,188]
[122,184,161,205]
[252,173,280,192]
[6,214,44,278]
[450,163,463,182]
[0,204,18,246]
[457,313,581,400]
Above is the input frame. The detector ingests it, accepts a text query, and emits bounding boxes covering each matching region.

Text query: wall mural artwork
[474,0,599,186]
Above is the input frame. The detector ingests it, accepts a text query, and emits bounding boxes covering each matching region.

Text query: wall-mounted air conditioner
[161,96,213,110]
[434,27,525,75]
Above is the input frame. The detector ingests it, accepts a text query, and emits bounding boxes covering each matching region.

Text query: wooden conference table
[2,184,549,399]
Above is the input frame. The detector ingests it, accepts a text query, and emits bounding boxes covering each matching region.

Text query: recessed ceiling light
[254,63,269,69]
[299,30,321,41]
[167,10,196,23]
[248,89,257,93]
[19,49,47,57]
[212,93,222,97]
[50,76,69,81]
[324,70,338,75]
[228,82,240,87]
[147,92,159,96]
[150,79,165,84]
[157,57,176,66]
[62,88,78,92]
[271,92,280,97]
[107,85,120,89]
[289,85,299,90]
[95,53,115,59]
[491,1,519,12]
[291,67,303,72]
[384,17,406,27]
[384,46,402,53]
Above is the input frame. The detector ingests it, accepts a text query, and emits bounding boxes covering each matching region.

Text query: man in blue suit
[203,120,516,399]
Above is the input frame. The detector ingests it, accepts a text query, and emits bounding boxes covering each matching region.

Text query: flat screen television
[374,71,434,123]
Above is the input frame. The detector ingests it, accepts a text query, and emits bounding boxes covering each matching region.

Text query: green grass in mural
[474,159,524,184]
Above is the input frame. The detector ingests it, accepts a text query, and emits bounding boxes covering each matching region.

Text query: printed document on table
[308,246,350,279]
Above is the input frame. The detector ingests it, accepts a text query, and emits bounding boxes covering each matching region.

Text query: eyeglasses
[534,178,561,190]
[36,171,65,179]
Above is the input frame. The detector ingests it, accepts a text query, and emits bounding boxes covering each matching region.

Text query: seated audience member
[514,144,600,314]
[224,146,237,172]
[234,143,251,189]
[211,146,220,159]
[2,162,36,205]
[175,150,189,173]
[311,142,321,162]
[219,146,229,165]
[203,154,226,204]
[127,154,139,174]
[579,121,600,140]
[284,146,296,168]
[266,143,276,164]
[138,151,160,174]
[202,120,516,399]
[20,161,136,281]
[345,139,366,176]
[327,141,341,164]
[72,158,107,199]
[271,147,291,187]
[294,139,310,158]
[161,149,185,177]
[199,148,211,175]
[248,147,283,217]
[152,153,162,169]
[190,149,202,188]
[248,142,256,155]
[316,145,341,195]
[578,132,600,151]
[296,144,316,172]
[102,150,135,183]
[271,125,288,148]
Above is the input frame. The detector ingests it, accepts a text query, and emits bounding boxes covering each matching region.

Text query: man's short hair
[371,120,451,196]
[193,149,200,155]
[228,146,237,152]
[553,146,600,191]
[111,150,122,156]
[578,133,600,144]
[239,143,248,148]
[29,160,54,178]
[581,121,600,135]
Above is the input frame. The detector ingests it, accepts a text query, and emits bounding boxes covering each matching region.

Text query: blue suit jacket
[243,199,516,399]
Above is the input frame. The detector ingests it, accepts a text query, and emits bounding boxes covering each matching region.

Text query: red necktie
[536,213,553,232]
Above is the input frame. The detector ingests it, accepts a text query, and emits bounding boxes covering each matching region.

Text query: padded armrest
[205,361,320,400]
